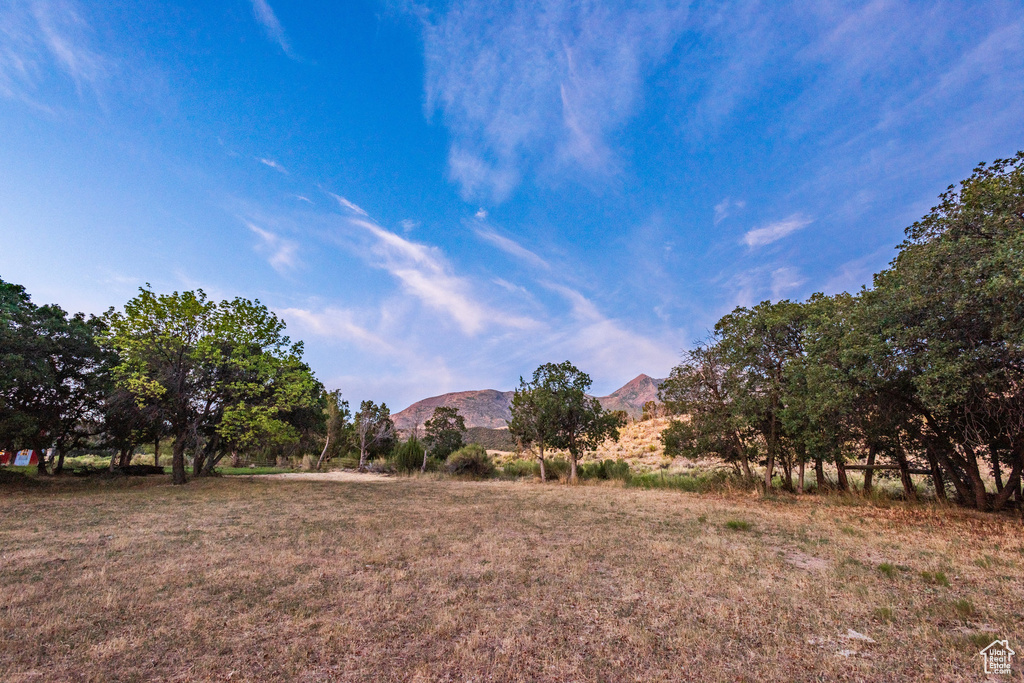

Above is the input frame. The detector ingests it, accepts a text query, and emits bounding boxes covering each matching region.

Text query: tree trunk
[316,435,330,471]
[990,443,1004,493]
[863,444,877,493]
[764,448,775,492]
[36,452,48,476]
[569,448,578,483]
[925,436,974,504]
[153,439,160,468]
[798,458,805,494]
[815,457,825,490]
[963,446,990,511]
[55,447,67,475]
[836,457,849,492]
[991,446,1023,512]
[538,443,546,482]
[172,437,187,485]
[358,432,368,472]
[733,434,752,480]
[894,445,917,501]
[924,441,946,501]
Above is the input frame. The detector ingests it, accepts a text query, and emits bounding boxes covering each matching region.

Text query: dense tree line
[1,283,335,484]
[660,153,1024,511]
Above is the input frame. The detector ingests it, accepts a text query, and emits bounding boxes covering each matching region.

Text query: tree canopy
[660,152,1024,509]
[103,286,322,484]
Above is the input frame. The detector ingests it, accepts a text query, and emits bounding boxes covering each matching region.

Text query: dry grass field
[2,475,1022,682]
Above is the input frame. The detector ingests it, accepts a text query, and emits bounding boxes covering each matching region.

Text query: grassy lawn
[1,476,1021,682]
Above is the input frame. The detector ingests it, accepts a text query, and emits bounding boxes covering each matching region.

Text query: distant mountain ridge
[393,374,665,431]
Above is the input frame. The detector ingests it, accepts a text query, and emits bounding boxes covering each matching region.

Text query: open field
[2,476,1022,682]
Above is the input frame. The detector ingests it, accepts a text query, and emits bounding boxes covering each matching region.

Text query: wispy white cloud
[421,0,689,201]
[329,192,369,216]
[249,0,297,59]
[743,214,812,248]
[714,197,745,225]
[280,306,394,353]
[293,194,312,203]
[769,266,806,299]
[542,283,678,386]
[259,157,288,174]
[246,221,298,273]
[0,0,111,106]
[474,208,488,220]
[474,228,550,270]
[398,219,419,232]
[349,217,538,335]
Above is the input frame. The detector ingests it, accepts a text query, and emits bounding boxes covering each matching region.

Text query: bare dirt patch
[1,477,1021,681]
[246,470,392,483]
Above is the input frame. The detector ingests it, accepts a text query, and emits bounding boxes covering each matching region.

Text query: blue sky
[1,0,1022,409]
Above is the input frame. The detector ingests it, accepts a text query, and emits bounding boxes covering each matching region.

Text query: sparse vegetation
[391,435,425,473]
[1,476,1020,681]
[445,443,496,479]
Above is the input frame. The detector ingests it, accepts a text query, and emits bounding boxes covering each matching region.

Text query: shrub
[725,520,751,531]
[335,456,359,470]
[577,459,631,481]
[391,436,425,473]
[627,469,730,492]
[535,457,569,480]
[502,459,534,478]
[445,444,496,479]
[603,459,631,481]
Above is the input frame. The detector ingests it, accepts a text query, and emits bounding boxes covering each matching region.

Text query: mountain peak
[392,374,666,430]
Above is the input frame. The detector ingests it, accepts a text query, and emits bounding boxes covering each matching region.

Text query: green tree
[392,435,426,474]
[354,400,395,471]
[852,153,1024,509]
[530,361,624,483]
[0,278,109,475]
[423,406,466,464]
[103,286,315,484]
[317,389,353,469]
[508,372,557,481]
[715,300,807,491]
[659,342,753,480]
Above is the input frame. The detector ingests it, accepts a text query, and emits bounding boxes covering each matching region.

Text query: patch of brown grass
[1,476,1021,681]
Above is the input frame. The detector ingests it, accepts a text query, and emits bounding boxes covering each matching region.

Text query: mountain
[393,389,514,431]
[596,374,664,416]
[392,374,664,431]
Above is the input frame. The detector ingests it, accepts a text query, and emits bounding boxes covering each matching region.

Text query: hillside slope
[393,374,665,431]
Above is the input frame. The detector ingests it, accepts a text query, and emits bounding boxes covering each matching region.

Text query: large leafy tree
[508,371,559,481]
[854,153,1024,510]
[0,278,109,474]
[529,361,624,483]
[716,300,807,491]
[659,342,753,480]
[103,286,319,484]
[423,406,466,462]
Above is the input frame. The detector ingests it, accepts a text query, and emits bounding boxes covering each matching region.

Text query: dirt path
[245,471,392,482]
